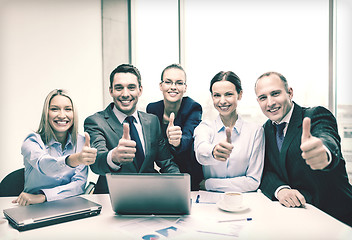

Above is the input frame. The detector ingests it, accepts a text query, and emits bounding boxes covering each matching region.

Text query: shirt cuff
[323,145,332,165]
[57,155,69,168]
[274,185,291,199]
[107,149,121,171]
[196,143,220,166]
[41,188,56,202]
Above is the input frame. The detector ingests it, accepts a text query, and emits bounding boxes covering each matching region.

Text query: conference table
[1,190,351,240]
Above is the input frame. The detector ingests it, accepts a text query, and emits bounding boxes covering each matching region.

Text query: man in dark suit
[255,71,352,226]
[84,64,180,193]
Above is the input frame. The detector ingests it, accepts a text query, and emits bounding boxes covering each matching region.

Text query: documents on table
[175,216,247,237]
[193,191,222,204]
[115,217,193,239]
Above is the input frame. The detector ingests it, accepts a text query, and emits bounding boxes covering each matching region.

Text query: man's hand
[166,112,182,147]
[212,127,233,161]
[12,192,46,206]
[300,117,329,170]
[277,188,306,208]
[112,123,136,164]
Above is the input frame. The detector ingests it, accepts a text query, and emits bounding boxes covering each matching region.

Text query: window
[336,0,352,183]
[130,0,350,182]
[183,0,329,123]
[131,0,179,110]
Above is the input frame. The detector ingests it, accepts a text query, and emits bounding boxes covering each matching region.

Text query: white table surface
[0,191,351,240]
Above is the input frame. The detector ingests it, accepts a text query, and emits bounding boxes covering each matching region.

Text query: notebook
[106,173,191,215]
[3,196,102,231]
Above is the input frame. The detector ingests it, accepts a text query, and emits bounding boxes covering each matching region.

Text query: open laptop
[106,173,191,215]
[3,196,102,231]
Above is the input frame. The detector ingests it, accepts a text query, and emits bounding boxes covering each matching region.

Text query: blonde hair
[37,89,78,147]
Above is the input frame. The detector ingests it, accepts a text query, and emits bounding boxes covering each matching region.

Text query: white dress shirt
[21,132,88,201]
[194,115,265,192]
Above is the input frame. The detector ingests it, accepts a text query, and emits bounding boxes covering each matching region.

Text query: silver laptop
[3,196,102,231]
[106,173,191,215]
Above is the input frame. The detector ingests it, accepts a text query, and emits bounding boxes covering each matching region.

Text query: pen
[195,194,200,203]
[218,218,252,223]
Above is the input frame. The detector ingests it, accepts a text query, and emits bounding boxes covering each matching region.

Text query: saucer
[217,200,249,212]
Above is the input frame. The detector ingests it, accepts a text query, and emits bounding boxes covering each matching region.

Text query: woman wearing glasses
[194,71,264,193]
[13,89,97,206]
[147,64,203,190]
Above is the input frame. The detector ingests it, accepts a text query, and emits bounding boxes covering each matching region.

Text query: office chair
[0,168,25,197]
[0,168,95,197]
[84,181,96,194]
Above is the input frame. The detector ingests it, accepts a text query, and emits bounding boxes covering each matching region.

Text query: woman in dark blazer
[147,64,203,190]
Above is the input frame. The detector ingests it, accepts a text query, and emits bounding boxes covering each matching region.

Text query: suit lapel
[104,103,123,135]
[137,111,151,167]
[264,121,289,182]
[281,103,303,155]
[277,103,303,182]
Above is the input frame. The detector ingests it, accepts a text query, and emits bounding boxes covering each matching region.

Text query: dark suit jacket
[146,97,203,190]
[84,103,180,193]
[260,102,352,226]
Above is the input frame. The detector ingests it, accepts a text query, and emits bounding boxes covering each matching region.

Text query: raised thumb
[123,123,130,140]
[168,112,175,127]
[301,117,312,142]
[225,127,232,143]
[84,132,90,147]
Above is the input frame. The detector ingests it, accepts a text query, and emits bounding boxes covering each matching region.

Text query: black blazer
[260,102,352,226]
[84,103,180,193]
[146,97,203,190]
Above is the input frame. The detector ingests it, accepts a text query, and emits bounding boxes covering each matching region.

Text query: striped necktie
[274,122,286,151]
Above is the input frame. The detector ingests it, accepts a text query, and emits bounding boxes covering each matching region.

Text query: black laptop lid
[106,173,191,215]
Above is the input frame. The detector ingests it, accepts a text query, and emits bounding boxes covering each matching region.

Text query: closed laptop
[106,173,191,215]
[3,196,102,231]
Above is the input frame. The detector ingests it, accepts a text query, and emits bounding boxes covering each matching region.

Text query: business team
[10,64,352,227]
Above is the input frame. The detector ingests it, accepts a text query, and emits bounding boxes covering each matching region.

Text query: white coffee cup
[222,192,243,208]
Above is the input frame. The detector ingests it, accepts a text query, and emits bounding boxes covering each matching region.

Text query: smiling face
[255,73,293,123]
[48,95,74,137]
[159,68,187,104]
[109,72,142,115]
[211,80,242,118]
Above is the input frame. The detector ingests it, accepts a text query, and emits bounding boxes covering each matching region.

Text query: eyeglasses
[162,80,186,87]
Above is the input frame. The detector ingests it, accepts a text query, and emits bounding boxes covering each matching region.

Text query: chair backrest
[0,168,25,197]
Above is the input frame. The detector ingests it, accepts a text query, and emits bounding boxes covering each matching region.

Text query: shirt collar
[47,132,73,149]
[112,105,140,125]
[215,115,242,135]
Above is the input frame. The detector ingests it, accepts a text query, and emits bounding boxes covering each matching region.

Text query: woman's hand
[212,127,233,161]
[12,192,46,206]
[66,132,97,167]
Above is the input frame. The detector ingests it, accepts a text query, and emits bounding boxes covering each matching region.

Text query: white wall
[0,0,103,182]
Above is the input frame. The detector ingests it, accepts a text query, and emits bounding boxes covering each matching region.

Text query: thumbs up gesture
[112,123,136,164]
[300,117,329,170]
[166,112,182,147]
[212,127,234,161]
[77,132,97,165]
[65,132,97,167]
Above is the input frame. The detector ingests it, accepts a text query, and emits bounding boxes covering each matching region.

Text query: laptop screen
[106,173,191,215]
